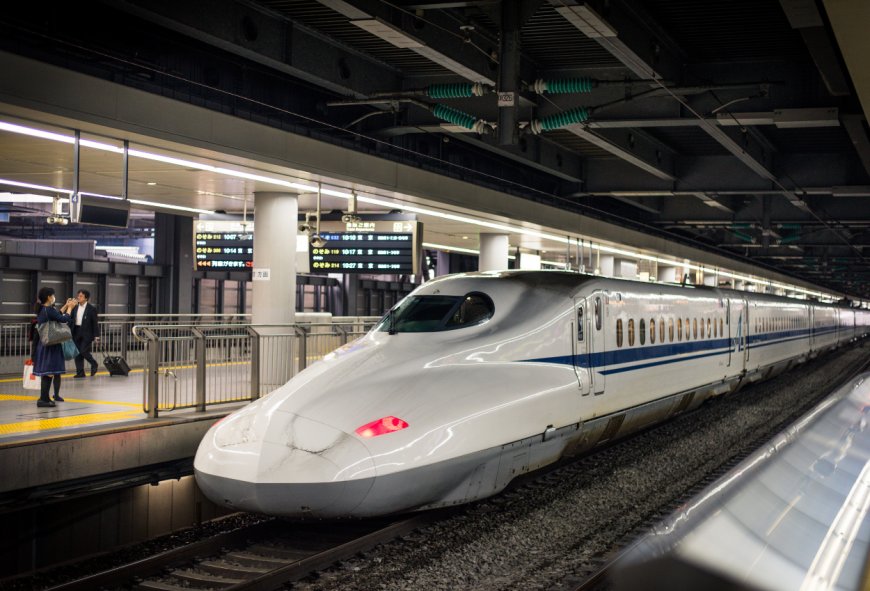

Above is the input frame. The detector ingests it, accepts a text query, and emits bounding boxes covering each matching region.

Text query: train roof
[426,271,859,309]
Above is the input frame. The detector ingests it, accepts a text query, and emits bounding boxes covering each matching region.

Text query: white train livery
[195,271,870,518]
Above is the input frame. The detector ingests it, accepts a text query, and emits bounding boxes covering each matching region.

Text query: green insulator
[546,77,594,94]
[540,106,589,131]
[433,104,477,129]
[429,83,475,99]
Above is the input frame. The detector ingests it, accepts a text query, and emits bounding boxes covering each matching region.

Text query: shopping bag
[62,340,79,361]
[23,360,40,390]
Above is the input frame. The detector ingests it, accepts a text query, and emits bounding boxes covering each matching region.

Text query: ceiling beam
[315,0,502,85]
[586,108,841,130]
[567,125,676,181]
[105,0,402,98]
[780,0,851,96]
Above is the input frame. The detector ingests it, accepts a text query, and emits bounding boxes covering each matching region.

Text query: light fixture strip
[0,119,853,304]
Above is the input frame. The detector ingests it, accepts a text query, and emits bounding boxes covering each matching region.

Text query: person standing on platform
[33,287,75,407]
[72,289,100,378]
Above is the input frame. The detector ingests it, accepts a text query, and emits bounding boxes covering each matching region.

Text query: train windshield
[377,292,494,333]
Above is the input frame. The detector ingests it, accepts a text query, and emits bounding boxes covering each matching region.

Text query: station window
[616,319,624,347]
[668,318,674,342]
[650,318,656,344]
[628,319,635,347]
[639,319,646,345]
[595,297,602,330]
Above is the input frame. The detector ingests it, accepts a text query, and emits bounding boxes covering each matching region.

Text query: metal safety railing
[132,318,379,417]
[0,313,251,375]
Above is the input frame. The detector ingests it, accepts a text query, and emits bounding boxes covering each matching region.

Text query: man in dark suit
[72,289,100,378]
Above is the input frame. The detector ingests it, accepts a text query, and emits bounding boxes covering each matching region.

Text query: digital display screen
[195,231,254,269]
[310,232,414,273]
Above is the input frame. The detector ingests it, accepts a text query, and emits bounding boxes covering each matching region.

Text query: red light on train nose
[355,416,409,438]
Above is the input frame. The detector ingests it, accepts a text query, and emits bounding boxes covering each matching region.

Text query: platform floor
[1,366,168,443]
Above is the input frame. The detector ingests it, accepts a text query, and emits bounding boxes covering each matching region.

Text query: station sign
[309,219,420,274]
[194,220,253,270]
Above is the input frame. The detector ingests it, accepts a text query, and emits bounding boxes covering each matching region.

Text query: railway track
[45,513,441,591]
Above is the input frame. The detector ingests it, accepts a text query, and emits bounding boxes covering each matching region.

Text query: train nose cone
[195,410,376,517]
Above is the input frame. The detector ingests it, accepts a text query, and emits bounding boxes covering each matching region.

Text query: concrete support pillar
[598,255,614,277]
[154,213,193,314]
[436,250,452,276]
[657,265,678,283]
[613,259,637,279]
[252,191,298,324]
[479,233,509,271]
[518,252,541,270]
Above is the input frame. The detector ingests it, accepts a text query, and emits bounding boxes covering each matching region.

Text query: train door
[572,299,591,395]
[725,299,733,367]
[588,293,606,395]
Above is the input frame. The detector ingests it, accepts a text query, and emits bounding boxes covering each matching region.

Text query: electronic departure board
[194,221,253,269]
[310,220,419,274]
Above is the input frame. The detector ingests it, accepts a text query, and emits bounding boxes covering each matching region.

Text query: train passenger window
[693,318,698,339]
[714,318,718,338]
[649,319,656,344]
[685,318,691,339]
[640,319,646,345]
[595,297,602,330]
[616,319,623,347]
[378,292,494,333]
[577,308,584,341]
[668,318,674,342]
[707,318,711,337]
[720,319,724,335]
[628,319,635,346]
[660,317,665,343]
[677,317,682,341]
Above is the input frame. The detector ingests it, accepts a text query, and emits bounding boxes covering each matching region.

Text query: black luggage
[103,355,131,377]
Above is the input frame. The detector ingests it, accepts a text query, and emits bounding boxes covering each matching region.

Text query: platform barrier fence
[133,319,378,417]
[0,315,378,417]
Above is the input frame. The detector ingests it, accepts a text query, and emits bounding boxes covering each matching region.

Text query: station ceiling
[0,0,868,298]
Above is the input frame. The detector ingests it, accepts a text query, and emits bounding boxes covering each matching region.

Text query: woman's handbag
[37,320,72,346]
[62,339,79,361]
[23,360,40,390]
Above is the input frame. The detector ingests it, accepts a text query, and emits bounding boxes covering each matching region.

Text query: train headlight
[355,416,409,438]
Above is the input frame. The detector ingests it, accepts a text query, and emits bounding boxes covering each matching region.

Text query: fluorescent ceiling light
[128,199,214,215]
[0,192,55,203]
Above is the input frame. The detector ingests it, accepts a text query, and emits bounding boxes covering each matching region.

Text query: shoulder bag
[37,320,72,346]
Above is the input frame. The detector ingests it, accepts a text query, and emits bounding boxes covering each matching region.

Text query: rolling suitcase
[103,355,131,377]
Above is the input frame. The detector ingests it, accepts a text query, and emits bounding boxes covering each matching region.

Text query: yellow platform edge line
[0,410,141,435]
[0,394,140,408]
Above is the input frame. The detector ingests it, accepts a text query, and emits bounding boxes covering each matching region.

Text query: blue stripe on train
[522,326,843,371]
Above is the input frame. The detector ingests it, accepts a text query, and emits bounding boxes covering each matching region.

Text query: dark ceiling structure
[1,0,868,297]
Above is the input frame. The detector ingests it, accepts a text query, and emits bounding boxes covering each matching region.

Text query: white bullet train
[194,271,870,518]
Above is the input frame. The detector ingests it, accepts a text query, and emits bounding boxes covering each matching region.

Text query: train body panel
[194,270,867,518]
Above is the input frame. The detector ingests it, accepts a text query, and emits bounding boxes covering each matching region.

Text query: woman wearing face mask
[32,287,76,407]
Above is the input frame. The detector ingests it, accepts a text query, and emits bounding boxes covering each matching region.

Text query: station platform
[0,367,242,505]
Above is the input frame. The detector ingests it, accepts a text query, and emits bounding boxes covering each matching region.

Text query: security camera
[310,234,327,248]
[298,223,311,233]
[341,213,361,224]
[45,216,69,225]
